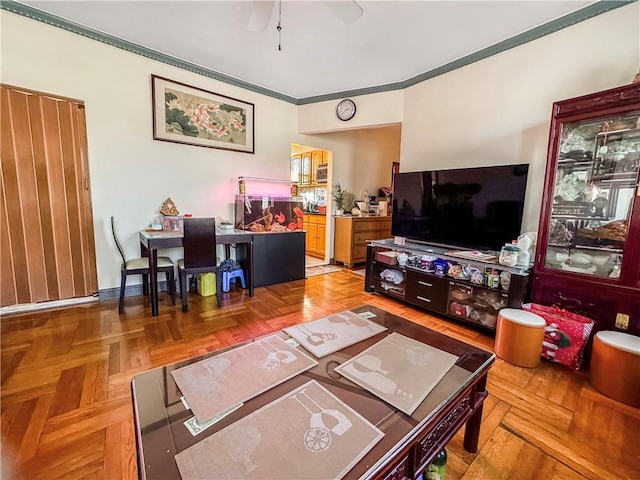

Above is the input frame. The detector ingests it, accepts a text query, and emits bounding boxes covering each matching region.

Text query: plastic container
[499,244,519,267]
[197,273,216,297]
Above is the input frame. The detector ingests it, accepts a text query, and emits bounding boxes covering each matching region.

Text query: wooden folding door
[1,85,97,306]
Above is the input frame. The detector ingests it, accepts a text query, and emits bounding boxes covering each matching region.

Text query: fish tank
[235,194,304,232]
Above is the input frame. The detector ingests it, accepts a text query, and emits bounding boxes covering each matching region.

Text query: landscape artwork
[152,75,255,153]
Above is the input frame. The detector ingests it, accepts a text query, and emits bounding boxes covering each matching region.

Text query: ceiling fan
[247,0,363,32]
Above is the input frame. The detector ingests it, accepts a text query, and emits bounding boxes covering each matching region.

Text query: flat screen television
[391,164,529,252]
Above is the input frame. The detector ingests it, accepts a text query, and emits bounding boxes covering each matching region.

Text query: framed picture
[151,75,255,153]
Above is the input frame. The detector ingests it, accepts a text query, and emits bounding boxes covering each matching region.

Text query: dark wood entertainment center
[365,239,530,332]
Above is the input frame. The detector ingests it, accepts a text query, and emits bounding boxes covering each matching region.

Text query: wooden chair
[111,216,176,314]
[178,217,223,311]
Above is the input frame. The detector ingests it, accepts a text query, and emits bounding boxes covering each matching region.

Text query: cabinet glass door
[544,111,640,279]
[291,156,301,183]
[301,153,312,185]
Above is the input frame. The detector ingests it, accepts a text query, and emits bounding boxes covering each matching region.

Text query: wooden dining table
[139,229,255,316]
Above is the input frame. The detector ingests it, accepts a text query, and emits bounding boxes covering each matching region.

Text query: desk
[131,305,495,479]
[139,229,254,317]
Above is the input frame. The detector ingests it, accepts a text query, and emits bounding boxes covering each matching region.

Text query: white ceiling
[19,0,598,100]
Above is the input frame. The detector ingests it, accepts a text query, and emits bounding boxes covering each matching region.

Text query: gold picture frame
[151,75,254,153]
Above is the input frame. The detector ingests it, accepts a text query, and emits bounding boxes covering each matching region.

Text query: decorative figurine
[160,197,180,216]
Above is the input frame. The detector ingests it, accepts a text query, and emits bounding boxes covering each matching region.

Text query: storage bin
[375,251,399,265]
[197,273,216,296]
[163,214,184,233]
[522,303,595,370]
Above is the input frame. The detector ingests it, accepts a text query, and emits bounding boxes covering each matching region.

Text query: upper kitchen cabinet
[291,150,328,186]
[311,150,326,184]
[300,152,312,185]
[532,82,640,334]
[291,155,301,183]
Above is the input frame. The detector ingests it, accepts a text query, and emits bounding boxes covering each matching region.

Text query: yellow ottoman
[590,331,640,407]
[494,308,546,368]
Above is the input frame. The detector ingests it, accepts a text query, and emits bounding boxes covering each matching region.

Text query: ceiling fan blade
[248,0,275,32]
[323,0,363,25]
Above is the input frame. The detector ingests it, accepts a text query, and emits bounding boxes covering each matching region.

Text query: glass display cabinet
[532,82,640,335]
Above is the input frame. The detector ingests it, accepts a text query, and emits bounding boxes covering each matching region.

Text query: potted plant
[332,183,348,215]
[219,219,235,231]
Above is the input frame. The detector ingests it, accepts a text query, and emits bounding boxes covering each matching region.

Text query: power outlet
[615,313,630,330]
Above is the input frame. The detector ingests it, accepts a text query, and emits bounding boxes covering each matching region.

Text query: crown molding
[0,0,298,104]
[2,0,635,106]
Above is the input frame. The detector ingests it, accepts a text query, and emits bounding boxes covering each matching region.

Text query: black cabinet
[405,271,449,314]
[365,240,530,332]
[252,231,306,287]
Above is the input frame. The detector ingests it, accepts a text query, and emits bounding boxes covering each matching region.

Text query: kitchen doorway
[290,143,331,267]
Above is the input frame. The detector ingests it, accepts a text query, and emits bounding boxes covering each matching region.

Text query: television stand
[365,239,531,332]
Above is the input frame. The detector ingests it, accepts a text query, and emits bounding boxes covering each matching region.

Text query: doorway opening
[290,144,331,267]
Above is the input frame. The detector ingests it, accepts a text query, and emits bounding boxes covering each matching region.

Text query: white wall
[2,3,637,293]
[298,90,404,134]
[401,3,639,233]
[296,3,639,236]
[0,11,331,290]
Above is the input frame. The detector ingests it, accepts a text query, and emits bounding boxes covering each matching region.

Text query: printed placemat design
[284,310,387,358]
[171,335,318,423]
[175,380,384,479]
[335,333,458,415]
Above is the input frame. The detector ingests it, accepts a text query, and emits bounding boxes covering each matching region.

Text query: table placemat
[335,332,459,415]
[174,380,384,479]
[171,335,318,423]
[283,310,387,358]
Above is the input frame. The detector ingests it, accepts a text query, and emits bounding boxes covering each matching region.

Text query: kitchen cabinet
[303,213,326,258]
[334,216,392,268]
[532,82,640,335]
[311,150,325,184]
[300,153,312,185]
[291,150,328,187]
[290,155,301,183]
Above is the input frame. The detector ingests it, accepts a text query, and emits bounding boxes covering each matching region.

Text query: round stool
[590,331,640,407]
[494,308,546,368]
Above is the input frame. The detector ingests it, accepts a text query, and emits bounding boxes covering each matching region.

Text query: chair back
[183,217,217,269]
[110,216,127,265]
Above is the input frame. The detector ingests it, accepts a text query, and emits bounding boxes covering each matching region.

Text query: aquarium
[234,194,304,232]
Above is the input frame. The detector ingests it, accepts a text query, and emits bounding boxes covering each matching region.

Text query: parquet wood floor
[1,270,639,479]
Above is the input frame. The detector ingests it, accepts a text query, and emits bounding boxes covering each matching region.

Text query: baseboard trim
[98,281,170,301]
[1,282,174,315]
[0,295,98,315]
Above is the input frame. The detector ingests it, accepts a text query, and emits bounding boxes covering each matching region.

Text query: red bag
[521,303,595,370]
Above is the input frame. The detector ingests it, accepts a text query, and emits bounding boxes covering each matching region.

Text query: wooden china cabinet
[532,82,640,335]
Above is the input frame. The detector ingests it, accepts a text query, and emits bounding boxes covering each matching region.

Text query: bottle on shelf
[426,448,447,480]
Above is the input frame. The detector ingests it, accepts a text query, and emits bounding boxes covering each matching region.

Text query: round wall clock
[336,99,356,121]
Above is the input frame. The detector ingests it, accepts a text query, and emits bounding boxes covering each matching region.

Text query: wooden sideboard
[334,216,391,268]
